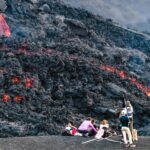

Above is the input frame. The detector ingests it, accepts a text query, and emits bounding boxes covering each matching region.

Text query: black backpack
[102,127,110,138]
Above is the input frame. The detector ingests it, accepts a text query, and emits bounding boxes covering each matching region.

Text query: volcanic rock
[104,83,127,97]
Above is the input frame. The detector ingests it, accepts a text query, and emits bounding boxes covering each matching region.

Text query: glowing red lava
[0,14,11,37]
[14,96,23,102]
[146,92,150,97]
[2,94,10,102]
[100,65,150,97]
[25,78,32,88]
[11,76,21,84]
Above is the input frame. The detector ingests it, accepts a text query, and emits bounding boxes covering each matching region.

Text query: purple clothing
[78,120,97,133]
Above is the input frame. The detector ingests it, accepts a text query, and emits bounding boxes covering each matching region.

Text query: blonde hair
[101,120,108,125]
[126,101,132,107]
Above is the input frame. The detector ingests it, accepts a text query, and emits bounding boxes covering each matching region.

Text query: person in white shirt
[95,120,109,139]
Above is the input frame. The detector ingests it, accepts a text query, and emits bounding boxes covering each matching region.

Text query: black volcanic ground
[0,0,149,137]
[0,136,149,150]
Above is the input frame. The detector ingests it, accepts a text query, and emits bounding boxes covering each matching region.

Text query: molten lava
[100,65,150,97]
[2,94,10,102]
[25,78,32,88]
[146,91,150,97]
[11,76,21,84]
[0,14,11,37]
[14,96,23,102]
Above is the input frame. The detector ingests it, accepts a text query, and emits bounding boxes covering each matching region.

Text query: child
[95,120,110,139]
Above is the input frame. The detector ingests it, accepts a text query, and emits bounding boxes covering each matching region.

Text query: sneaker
[124,144,129,147]
[83,133,89,137]
[129,144,136,148]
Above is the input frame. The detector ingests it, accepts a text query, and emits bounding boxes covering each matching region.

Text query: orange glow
[116,70,126,79]
[100,65,116,73]
[17,48,27,54]
[2,94,10,102]
[146,92,150,97]
[25,78,32,88]
[14,96,23,102]
[0,14,11,37]
[145,88,150,97]
[11,76,21,84]
[100,65,150,96]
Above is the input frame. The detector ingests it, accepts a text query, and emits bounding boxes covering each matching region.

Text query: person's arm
[89,123,97,133]
[70,125,77,129]
[130,106,133,113]
[126,116,129,123]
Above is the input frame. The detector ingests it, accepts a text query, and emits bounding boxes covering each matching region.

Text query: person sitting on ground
[95,120,110,139]
[78,117,97,137]
[62,122,77,136]
[119,110,136,148]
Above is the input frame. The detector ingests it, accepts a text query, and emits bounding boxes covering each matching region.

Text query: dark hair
[122,103,126,108]
[68,121,73,125]
[91,119,95,124]
[87,117,92,121]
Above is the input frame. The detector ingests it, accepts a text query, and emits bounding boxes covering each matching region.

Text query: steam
[61,0,150,31]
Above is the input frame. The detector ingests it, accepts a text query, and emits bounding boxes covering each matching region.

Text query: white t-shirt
[123,107,133,118]
[100,124,109,130]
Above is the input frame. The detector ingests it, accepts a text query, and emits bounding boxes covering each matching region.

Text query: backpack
[102,127,110,138]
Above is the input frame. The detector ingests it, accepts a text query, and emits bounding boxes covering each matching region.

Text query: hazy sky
[61,0,150,32]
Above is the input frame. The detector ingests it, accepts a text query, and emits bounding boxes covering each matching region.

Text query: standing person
[120,110,136,148]
[78,117,97,137]
[126,101,134,137]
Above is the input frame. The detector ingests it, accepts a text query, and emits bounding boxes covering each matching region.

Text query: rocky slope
[0,0,149,137]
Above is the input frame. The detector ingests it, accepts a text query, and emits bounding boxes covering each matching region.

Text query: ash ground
[0,0,149,137]
[0,136,149,150]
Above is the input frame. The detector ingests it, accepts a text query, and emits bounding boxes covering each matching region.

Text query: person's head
[67,121,73,126]
[101,120,108,125]
[126,101,132,107]
[91,119,95,124]
[87,117,93,122]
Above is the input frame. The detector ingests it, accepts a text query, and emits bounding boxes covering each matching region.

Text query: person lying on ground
[62,122,77,136]
[78,117,97,137]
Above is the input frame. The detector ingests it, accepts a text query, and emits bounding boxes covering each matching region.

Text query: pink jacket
[78,120,97,133]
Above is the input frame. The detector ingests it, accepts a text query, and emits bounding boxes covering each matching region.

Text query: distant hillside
[61,0,150,32]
